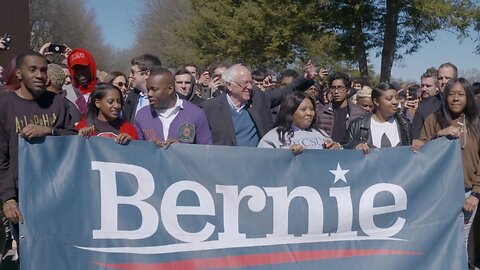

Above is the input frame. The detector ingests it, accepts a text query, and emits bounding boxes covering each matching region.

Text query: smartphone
[271,75,278,83]
[408,85,419,100]
[2,33,11,48]
[201,87,211,99]
[48,44,66,54]
[321,68,332,76]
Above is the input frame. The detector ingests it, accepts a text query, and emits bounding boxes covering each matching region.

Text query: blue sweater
[229,105,259,147]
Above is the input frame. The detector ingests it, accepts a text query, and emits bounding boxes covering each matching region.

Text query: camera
[2,33,11,48]
[48,44,66,54]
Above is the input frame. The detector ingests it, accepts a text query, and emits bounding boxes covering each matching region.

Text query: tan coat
[419,114,480,193]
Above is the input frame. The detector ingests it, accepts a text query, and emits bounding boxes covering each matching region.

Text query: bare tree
[460,68,480,83]
[29,0,117,71]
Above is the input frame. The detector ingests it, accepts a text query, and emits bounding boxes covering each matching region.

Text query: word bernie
[77,161,407,254]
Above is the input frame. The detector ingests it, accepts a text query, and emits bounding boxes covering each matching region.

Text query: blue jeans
[463,191,477,268]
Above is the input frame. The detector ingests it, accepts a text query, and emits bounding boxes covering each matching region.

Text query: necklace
[456,114,467,149]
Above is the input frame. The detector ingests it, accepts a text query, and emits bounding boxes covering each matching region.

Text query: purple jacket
[134,100,212,144]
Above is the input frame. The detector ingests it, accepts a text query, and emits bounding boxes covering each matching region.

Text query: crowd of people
[0,37,480,269]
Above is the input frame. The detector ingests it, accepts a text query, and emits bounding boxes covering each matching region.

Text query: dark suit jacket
[122,88,141,123]
[200,76,313,146]
[411,93,443,139]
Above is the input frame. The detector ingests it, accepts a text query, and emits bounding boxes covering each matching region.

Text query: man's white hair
[221,64,250,84]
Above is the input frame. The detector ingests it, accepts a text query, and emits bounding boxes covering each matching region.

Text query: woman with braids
[342,82,411,154]
[258,92,340,155]
[76,83,137,144]
[413,78,480,268]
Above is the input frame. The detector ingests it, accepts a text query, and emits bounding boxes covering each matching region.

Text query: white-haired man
[201,62,316,146]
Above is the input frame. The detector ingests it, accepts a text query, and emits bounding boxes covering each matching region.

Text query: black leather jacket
[342,112,411,149]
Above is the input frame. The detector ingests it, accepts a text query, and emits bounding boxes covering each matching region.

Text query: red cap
[68,51,89,67]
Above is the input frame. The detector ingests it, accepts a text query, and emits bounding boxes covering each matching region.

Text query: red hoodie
[67,48,98,95]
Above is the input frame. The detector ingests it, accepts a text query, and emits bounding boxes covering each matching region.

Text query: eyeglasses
[114,82,127,88]
[129,69,144,77]
[232,80,253,88]
[330,85,346,91]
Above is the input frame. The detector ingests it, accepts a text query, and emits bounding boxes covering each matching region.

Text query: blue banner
[18,136,466,269]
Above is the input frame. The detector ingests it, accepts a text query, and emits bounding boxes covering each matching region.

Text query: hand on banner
[21,124,53,140]
[3,199,23,224]
[355,142,370,155]
[153,138,179,149]
[78,126,95,138]
[411,139,425,153]
[323,139,342,150]
[115,133,132,145]
[290,144,304,155]
[464,195,479,213]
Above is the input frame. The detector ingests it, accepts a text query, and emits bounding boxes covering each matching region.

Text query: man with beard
[0,51,76,225]
[316,72,366,143]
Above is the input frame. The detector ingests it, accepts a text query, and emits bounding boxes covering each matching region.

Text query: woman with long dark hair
[413,78,480,267]
[343,82,411,154]
[76,83,137,144]
[258,92,340,155]
[106,71,129,99]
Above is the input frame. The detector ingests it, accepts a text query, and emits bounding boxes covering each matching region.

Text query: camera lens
[54,46,60,52]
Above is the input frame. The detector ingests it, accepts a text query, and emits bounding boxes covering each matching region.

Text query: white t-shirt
[370,117,400,148]
[258,128,331,149]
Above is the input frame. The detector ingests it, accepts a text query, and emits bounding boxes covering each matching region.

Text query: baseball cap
[68,51,89,67]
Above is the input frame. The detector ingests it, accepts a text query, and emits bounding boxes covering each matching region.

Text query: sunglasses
[114,82,127,88]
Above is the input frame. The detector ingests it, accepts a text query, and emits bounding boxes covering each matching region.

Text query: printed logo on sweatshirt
[291,137,326,148]
[178,123,195,143]
[15,113,57,133]
[97,132,117,139]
